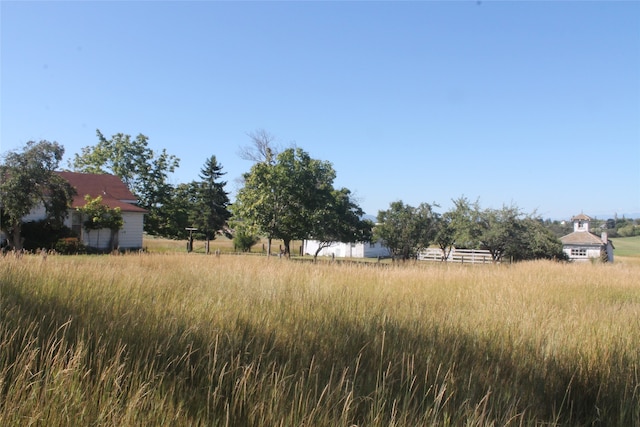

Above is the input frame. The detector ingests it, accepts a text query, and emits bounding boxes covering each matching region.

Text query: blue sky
[2,1,639,219]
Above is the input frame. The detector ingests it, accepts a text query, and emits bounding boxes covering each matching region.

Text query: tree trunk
[283,239,291,257]
[109,229,119,252]
[267,238,272,257]
[11,224,23,251]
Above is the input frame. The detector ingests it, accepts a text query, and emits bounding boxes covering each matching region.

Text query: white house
[303,240,390,258]
[23,172,147,250]
[560,213,614,262]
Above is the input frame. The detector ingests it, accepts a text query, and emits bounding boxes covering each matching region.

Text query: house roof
[560,231,604,246]
[571,213,592,222]
[56,171,147,213]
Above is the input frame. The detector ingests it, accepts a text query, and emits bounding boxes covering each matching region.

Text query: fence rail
[418,248,496,264]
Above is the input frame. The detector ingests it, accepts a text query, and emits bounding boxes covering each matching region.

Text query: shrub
[233,229,260,252]
[21,220,75,251]
[55,237,85,254]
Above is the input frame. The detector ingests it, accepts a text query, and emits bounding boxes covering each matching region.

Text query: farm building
[22,172,146,250]
[303,240,390,258]
[560,213,614,262]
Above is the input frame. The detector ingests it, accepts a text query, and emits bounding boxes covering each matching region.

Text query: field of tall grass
[1,253,639,426]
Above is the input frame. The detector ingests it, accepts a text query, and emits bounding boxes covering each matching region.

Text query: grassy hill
[611,236,640,257]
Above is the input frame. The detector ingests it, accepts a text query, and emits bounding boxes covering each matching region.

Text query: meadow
[1,250,639,426]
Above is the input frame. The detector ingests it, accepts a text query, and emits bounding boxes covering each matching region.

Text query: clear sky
[2,1,639,220]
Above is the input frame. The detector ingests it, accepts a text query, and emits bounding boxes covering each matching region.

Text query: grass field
[1,252,639,426]
[611,235,640,257]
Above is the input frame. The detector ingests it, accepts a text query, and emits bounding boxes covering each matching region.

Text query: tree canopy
[375,201,437,261]
[188,156,231,241]
[71,130,179,235]
[309,188,373,260]
[0,140,75,250]
[234,147,338,255]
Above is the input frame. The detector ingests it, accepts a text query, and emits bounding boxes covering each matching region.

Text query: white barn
[560,213,614,262]
[303,240,390,258]
[23,172,146,250]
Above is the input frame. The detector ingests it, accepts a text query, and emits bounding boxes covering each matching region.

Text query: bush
[233,230,260,252]
[55,237,85,255]
[21,220,75,251]
[617,224,640,237]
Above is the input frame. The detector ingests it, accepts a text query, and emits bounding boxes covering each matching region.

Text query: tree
[447,196,483,249]
[158,182,194,239]
[475,205,566,262]
[516,217,566,261]
[234,147,336,256]
[232,224,260,252]
[238,128,280,164]
[476,205,521,262]
[309,188,373,261]
[76,195,124,250]
[375,201,436,261]
[188,156,231,248]
[71,130,179,235]
[0,140,75,250]
[432,211,456,261]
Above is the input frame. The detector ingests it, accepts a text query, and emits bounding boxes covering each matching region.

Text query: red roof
[56,171,147,213]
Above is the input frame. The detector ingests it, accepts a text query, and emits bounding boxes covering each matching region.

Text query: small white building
[303,240,390,258]
[23,172,147,250]
[560,213,614,262]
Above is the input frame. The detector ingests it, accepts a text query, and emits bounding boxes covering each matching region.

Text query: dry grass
[1,253,639,426]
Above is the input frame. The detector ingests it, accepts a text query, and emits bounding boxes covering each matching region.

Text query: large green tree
[188,155,231,243]
[309,188,373,260]
[476,205,522,262]
[375,201,436,261]
[234,147,335,256]
[0,141,75,250]
[71,130,179,235]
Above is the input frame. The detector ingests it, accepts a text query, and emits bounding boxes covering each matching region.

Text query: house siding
[118,212,144,249]
[303,240,390,258]
[22,202,144,249]
[562,245,603,262]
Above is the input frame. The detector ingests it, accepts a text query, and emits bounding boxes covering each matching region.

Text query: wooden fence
[418,248,496,264]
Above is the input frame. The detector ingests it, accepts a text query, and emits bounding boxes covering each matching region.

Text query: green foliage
[447,196,482,249]
[377,198,565,262]
[234,147,336,255]
[232,228,260,252]
[20,220,75,251]
[617,224,640,237]
[432,212,456,260]
[71,130,179,236]
[375,201,436,260]
[0,140,75,250]
[309,188,373,258]
[188,156,231,240]
[54,237,86,254]
[76,195,124,250]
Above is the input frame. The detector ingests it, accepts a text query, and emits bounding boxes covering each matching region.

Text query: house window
[370,242,376,248]
[71,212,83,237]
[571,248,587,257]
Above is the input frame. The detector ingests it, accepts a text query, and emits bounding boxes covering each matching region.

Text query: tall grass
[1,254,639,426]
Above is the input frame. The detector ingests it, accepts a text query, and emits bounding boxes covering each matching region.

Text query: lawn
[1,253,639,426]
[611,235,640,257]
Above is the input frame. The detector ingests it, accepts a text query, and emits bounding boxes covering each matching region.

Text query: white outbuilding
[560,213,614,262]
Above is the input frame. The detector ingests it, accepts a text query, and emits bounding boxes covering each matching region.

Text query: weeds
[1,255,639,425]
